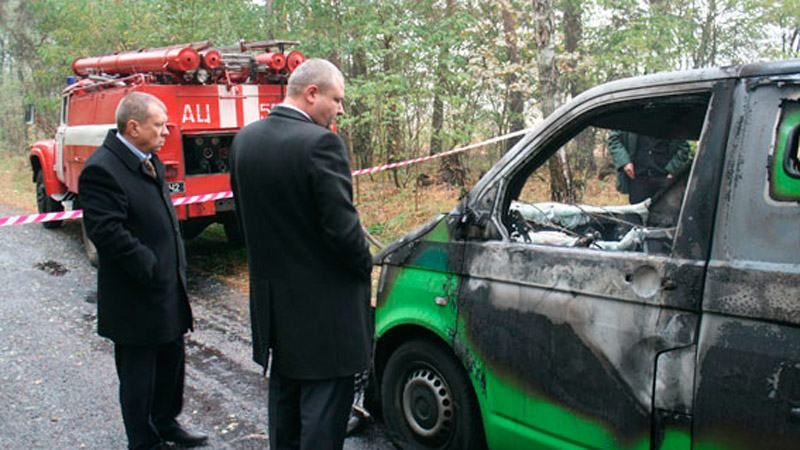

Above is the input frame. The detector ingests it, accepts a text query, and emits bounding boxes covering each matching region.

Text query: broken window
[502,93,712,255]
[769,100,800,202]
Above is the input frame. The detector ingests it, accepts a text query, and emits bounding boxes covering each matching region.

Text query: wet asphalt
[0,206,392,449]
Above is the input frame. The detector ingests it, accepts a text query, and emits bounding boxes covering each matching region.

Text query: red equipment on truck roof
[71,46,202,76]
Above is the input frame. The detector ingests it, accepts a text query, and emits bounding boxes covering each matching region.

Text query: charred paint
[455,269,697,448]
[462,241,703,310]
[694,319,800,450]
[690,76,800,450]
[375,263,402,309]
[704,262,800,325]
[374,216,465,342]
[377,215,464,272]
[654,346,696,414]
[652,411,691,450]
[375,215,464,309]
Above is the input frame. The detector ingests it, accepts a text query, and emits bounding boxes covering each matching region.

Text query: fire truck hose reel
[72,46,201,76]
[199,49,222,70]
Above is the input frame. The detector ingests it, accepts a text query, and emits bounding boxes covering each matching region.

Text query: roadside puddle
[34,260,67,276]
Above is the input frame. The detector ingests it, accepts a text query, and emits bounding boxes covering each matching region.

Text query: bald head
[287,59,344,99]
[284,59,345,128]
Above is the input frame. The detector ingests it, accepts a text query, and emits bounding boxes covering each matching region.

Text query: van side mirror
[455,207,494,241]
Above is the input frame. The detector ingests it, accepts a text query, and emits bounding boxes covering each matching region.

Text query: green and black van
[371,60,800,450]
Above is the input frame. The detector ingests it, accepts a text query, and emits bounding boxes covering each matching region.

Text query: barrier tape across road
[0,128,532,227]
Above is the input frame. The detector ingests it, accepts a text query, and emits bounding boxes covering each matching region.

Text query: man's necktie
[142,159,157,179]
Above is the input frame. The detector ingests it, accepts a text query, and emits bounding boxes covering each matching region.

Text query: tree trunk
[430,90,443,156]
[501,6,525,152]
[0,36,5,83]
[430,0,451,157]
[265,0,274,39]
[349,47,372,170]
[383,34,403,188]
[783,25,800,57]
[533,0,576,203]
[695,0,718,68]
[429,0,465,186]
[432,0,465,186]
[562,0,593,179]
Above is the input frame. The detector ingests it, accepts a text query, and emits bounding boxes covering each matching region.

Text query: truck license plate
[168,181,185,193]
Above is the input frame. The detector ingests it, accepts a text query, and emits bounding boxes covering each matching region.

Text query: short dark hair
[116,92,166,134]
[286,59,343,98]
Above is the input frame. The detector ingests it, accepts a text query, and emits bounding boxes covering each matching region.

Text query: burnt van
[372,60,800,450]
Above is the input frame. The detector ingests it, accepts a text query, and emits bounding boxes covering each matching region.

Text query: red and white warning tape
[0,210,84,227]
[0,127,532,227]
[171,191,233,206]
[350,128,530,177]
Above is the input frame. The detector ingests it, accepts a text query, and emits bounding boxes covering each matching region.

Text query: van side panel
[456,242,699,449]
[695,80,800,450]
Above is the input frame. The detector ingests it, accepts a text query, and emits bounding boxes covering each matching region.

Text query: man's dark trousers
[629,174,670,204]
[114,337,185,450]
[268,370,355,450]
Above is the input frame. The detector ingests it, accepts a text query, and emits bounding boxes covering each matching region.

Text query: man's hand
[623,162,635,179]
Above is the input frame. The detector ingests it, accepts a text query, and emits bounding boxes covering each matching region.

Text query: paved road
[0,206,392,449]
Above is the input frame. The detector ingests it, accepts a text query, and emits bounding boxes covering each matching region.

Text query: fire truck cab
[29,40,303,257]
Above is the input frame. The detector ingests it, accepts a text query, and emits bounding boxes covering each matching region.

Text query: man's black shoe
[160,428,208,448]
[149,443,175,450]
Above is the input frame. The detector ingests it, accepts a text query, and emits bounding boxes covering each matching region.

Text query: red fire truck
[29,40,303,259]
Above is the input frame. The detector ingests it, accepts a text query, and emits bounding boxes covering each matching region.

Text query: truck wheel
[81,220,98,267]
[381,339,486,450]
[35,171,63,229]
[222,216,244,246]
[180,220,208,241]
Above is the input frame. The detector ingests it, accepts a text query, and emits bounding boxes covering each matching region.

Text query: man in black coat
[230,59,373,450]
[79,92,207,450]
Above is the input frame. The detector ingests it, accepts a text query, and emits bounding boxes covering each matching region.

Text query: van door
[694,79,800,450]
[455,82,733,449]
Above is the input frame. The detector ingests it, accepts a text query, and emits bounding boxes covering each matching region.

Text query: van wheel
[81,220,98,267]
[36,171,63,229]
[381,339,485,450]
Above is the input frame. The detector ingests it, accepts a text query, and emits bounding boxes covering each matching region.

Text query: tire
[180,219,209,241]
[363,370,382,421]
[222,215,244,246]
[35,171,63,229]
[81,219,98,267]
[381,339,486,450]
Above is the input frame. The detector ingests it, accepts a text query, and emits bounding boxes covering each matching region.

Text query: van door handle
[790,407,800,422]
